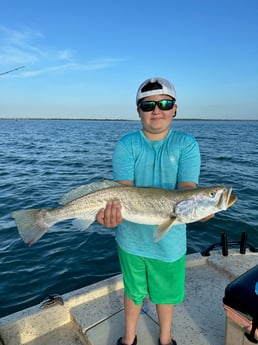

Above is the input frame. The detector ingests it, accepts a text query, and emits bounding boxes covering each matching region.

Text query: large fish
[11,180,237,245]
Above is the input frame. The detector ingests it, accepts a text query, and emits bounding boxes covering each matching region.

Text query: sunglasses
[138,99,175,112]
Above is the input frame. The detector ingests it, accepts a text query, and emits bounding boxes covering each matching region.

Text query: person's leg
[119,295,142,344]
[117,247,148,344]
[147,254,186,345]
[156,304,174,345]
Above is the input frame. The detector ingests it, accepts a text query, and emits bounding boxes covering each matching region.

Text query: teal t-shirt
[112,129,201,262]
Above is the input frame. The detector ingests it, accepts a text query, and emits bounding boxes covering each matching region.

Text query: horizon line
[0,117,257,122]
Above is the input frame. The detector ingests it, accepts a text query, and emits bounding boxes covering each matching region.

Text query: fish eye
[209,191,216,198]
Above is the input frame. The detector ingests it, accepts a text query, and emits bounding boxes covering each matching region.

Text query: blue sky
[0,0,257,120]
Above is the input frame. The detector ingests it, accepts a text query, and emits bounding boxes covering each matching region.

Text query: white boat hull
[0,249,257,345]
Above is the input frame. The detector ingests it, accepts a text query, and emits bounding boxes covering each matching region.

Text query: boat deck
[0,250,257,345]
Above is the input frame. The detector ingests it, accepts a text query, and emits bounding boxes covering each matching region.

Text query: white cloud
[57,50,75,61]
[17,59,124,78]
[0,25,44,65]
[0,25,125,78]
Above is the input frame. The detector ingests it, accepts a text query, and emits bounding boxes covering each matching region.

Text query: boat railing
[202,232,258,256]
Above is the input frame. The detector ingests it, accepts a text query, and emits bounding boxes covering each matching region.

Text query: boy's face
[137,94,177,140]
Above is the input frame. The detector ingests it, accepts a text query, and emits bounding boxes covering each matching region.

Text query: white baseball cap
[136,77,176,104]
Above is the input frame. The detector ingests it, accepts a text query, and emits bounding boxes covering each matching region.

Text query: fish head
[174,186,237,223]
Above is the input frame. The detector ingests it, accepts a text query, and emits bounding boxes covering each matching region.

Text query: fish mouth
[216,187,237,210]
[225,186,238,207]
[228,194,238,207]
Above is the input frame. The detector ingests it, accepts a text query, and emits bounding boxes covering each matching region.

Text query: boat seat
[223,265,258,344]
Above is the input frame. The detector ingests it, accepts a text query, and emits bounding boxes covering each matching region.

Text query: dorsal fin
[60,180,121,205]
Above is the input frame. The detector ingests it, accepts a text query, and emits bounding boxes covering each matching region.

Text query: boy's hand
[96,200,123,228]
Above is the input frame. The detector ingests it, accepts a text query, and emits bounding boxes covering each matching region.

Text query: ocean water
[0,119,257,318]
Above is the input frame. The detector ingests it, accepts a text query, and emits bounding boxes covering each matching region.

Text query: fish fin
[72,218,95,231]
[153,217,177,242]
[11,209,51,246]
[60,180,121,205]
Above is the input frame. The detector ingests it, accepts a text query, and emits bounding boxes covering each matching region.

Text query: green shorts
[118,246,186,306]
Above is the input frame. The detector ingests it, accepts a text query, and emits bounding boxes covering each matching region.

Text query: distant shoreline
[0,117,257,121]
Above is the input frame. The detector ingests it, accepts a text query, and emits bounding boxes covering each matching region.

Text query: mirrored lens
[140,101,156,112]
[139,99,175,112]
[158,99,174,110]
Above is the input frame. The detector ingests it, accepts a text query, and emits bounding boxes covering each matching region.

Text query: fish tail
[11,208,52,245]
